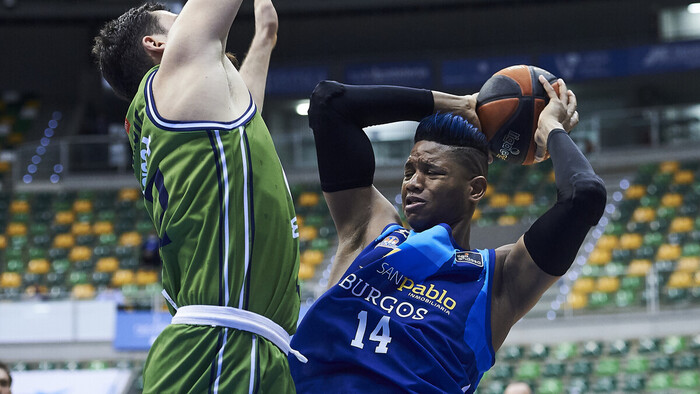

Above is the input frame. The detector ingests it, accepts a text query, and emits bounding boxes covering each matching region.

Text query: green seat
[542,362,565,377]
[634,245,655,259]
[48,248,69,260]
[528,343,549,359]
[76,212,94,222]
[93,245,113,258]
[74,260,95,271]
[676,371,700,390]
[553,342,577,361]
[639,338,659,353]
[31,234,51,247]
[643,232,664,247]
[115,246,137,259]
[594,358,619,376]
[608,339,629,356]
[537,378,563,394]
[121,284,140,300]
[46,271,65,286]
[567,377,588,393]
[28,247,46,260]
[91,272,111,286]
[120,257,139,270]
[588,292,610,308]
[615,289,636,308]
[51,224,70,234]
[515,361,540,380]
[582,341,602,357]
[676,353,698,369]
[10,236,28,248]
[591,376,615,392]
[621,276,643,291]
[6,259,24,273]
[99,233,118,246]
[624,374,645,391]
[626,356,649,373]
[22,273,40,286]
[664,288,687,303]
[76,235,95,246]
[651,356,673,371]
[662,335,685,354]
[136,220,155,234]
[29,222,49,236]
[570,360,591,376]
[96,209,116,222]
[488,364,512,379]
[52,259,70,274]
[144,283,162,297]
[501,345,523,361]
[682,242,700,256]
[647,372,672,391]
[69,271,88,285]
[603,262,625,276]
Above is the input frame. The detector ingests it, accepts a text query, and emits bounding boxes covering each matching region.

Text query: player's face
[0,368,10,394]
[402,141,476,232]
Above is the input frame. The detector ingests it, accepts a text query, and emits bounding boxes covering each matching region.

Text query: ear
[468,175,487,202]
[142,35,166,60]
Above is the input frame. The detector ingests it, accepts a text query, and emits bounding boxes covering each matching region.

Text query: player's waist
[164,291,306,363]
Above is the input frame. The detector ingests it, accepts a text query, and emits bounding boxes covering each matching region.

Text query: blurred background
[1,0,700,392]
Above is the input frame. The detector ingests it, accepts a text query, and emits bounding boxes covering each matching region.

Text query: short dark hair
[414,112,489,178]
[0,361,11,387]
[92,2,167,100]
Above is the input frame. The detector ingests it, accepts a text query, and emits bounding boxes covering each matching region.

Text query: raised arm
[490,76,606,349]
[239,0,278,112]
[309,81,481,286]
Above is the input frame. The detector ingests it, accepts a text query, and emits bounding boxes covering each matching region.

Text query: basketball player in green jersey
[93,1,303,392]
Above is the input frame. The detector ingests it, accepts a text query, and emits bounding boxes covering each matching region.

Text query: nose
[404,172,424,193]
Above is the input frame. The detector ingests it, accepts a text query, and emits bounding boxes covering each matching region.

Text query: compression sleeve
[308,81,434,192]
[523,129,607,276]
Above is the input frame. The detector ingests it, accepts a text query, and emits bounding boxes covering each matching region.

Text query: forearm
[309,81,434,192]
[524,130,606,275]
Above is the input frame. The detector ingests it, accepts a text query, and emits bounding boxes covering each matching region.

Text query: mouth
[404,196,427,213]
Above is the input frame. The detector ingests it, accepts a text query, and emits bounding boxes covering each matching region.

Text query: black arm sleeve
[308,81,434,192]
[523,129,607,276]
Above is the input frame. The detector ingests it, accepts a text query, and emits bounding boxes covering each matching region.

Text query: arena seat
[536,378,563,394]
[647,372,672,391]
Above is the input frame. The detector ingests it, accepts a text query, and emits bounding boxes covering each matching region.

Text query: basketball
[476,65,560,165]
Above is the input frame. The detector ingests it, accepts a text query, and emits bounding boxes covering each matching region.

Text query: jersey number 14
[350,310,392,354]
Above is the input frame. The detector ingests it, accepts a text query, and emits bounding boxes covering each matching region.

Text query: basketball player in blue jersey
[289,76,606,393]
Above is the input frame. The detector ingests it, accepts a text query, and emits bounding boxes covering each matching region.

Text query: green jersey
[125,66,300,333]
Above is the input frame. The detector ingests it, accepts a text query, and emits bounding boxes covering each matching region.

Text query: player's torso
[125,67,301,332]
[291,224,495,394]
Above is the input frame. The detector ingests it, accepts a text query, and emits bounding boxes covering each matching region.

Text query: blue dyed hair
[414,112,489,177]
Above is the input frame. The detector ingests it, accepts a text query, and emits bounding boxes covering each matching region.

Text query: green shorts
[143,324,295,393]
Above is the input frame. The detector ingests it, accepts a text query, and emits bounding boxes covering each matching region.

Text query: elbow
[308,80,346,130]
[571,174,607,225]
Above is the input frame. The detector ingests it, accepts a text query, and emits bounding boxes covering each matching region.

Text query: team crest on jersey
[455,251,483,267]
[377,235,401,249]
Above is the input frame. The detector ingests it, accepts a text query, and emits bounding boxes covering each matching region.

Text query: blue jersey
[289,223,496,394]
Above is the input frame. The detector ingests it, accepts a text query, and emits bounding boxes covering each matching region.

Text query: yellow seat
[93,221,114,235]
[53,234,75,249]
[513,192,534,207]
[695,271,700,286]
[657,244,681,261]
[118,188,140,202]
[71,222,92,236]
[668,272,693,289]
[670,217,693,233]
[625,185,646,199]
[632,207,655,223]
[597,235,619,250]
[588,248,612,265]
[136,270,159,285]
[69,246,92,262]
[9,200,30,214]
[112,270,135,286]
[299,226,318,242]
[6,222,27,237]
[0,272,21,288]
[73,200,93,213]
[673,170,694,185]
[596,276,620,293]
[659,161,679,173]
[28,259,50,275]
[0,161,11,173]
[96,257,119,273]
[55,211,75,225]
[301,250,324,266]
[497,215,518,226]
[676,257,700,273]
[489,194,510,208]
[72,284,96,300]
[661,193,683,208]
[628,259,652,277]
[484,186,495,198]
[473,209,482,220]
[298,263,315,281]
[119,232,143,247]
[573,277,595,294]
[299,192,320,207]
[567,292,588,310]
[620,233,643,250]
[0,235,6,249]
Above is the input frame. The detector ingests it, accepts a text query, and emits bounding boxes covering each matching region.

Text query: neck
[449,219,472,250]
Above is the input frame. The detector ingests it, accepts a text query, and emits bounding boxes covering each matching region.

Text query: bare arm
[490,77,605,351]
[239,0,278,112]
[309,81,481,287]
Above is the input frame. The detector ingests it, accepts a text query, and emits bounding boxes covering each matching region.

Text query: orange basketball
[476,65,560,165]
